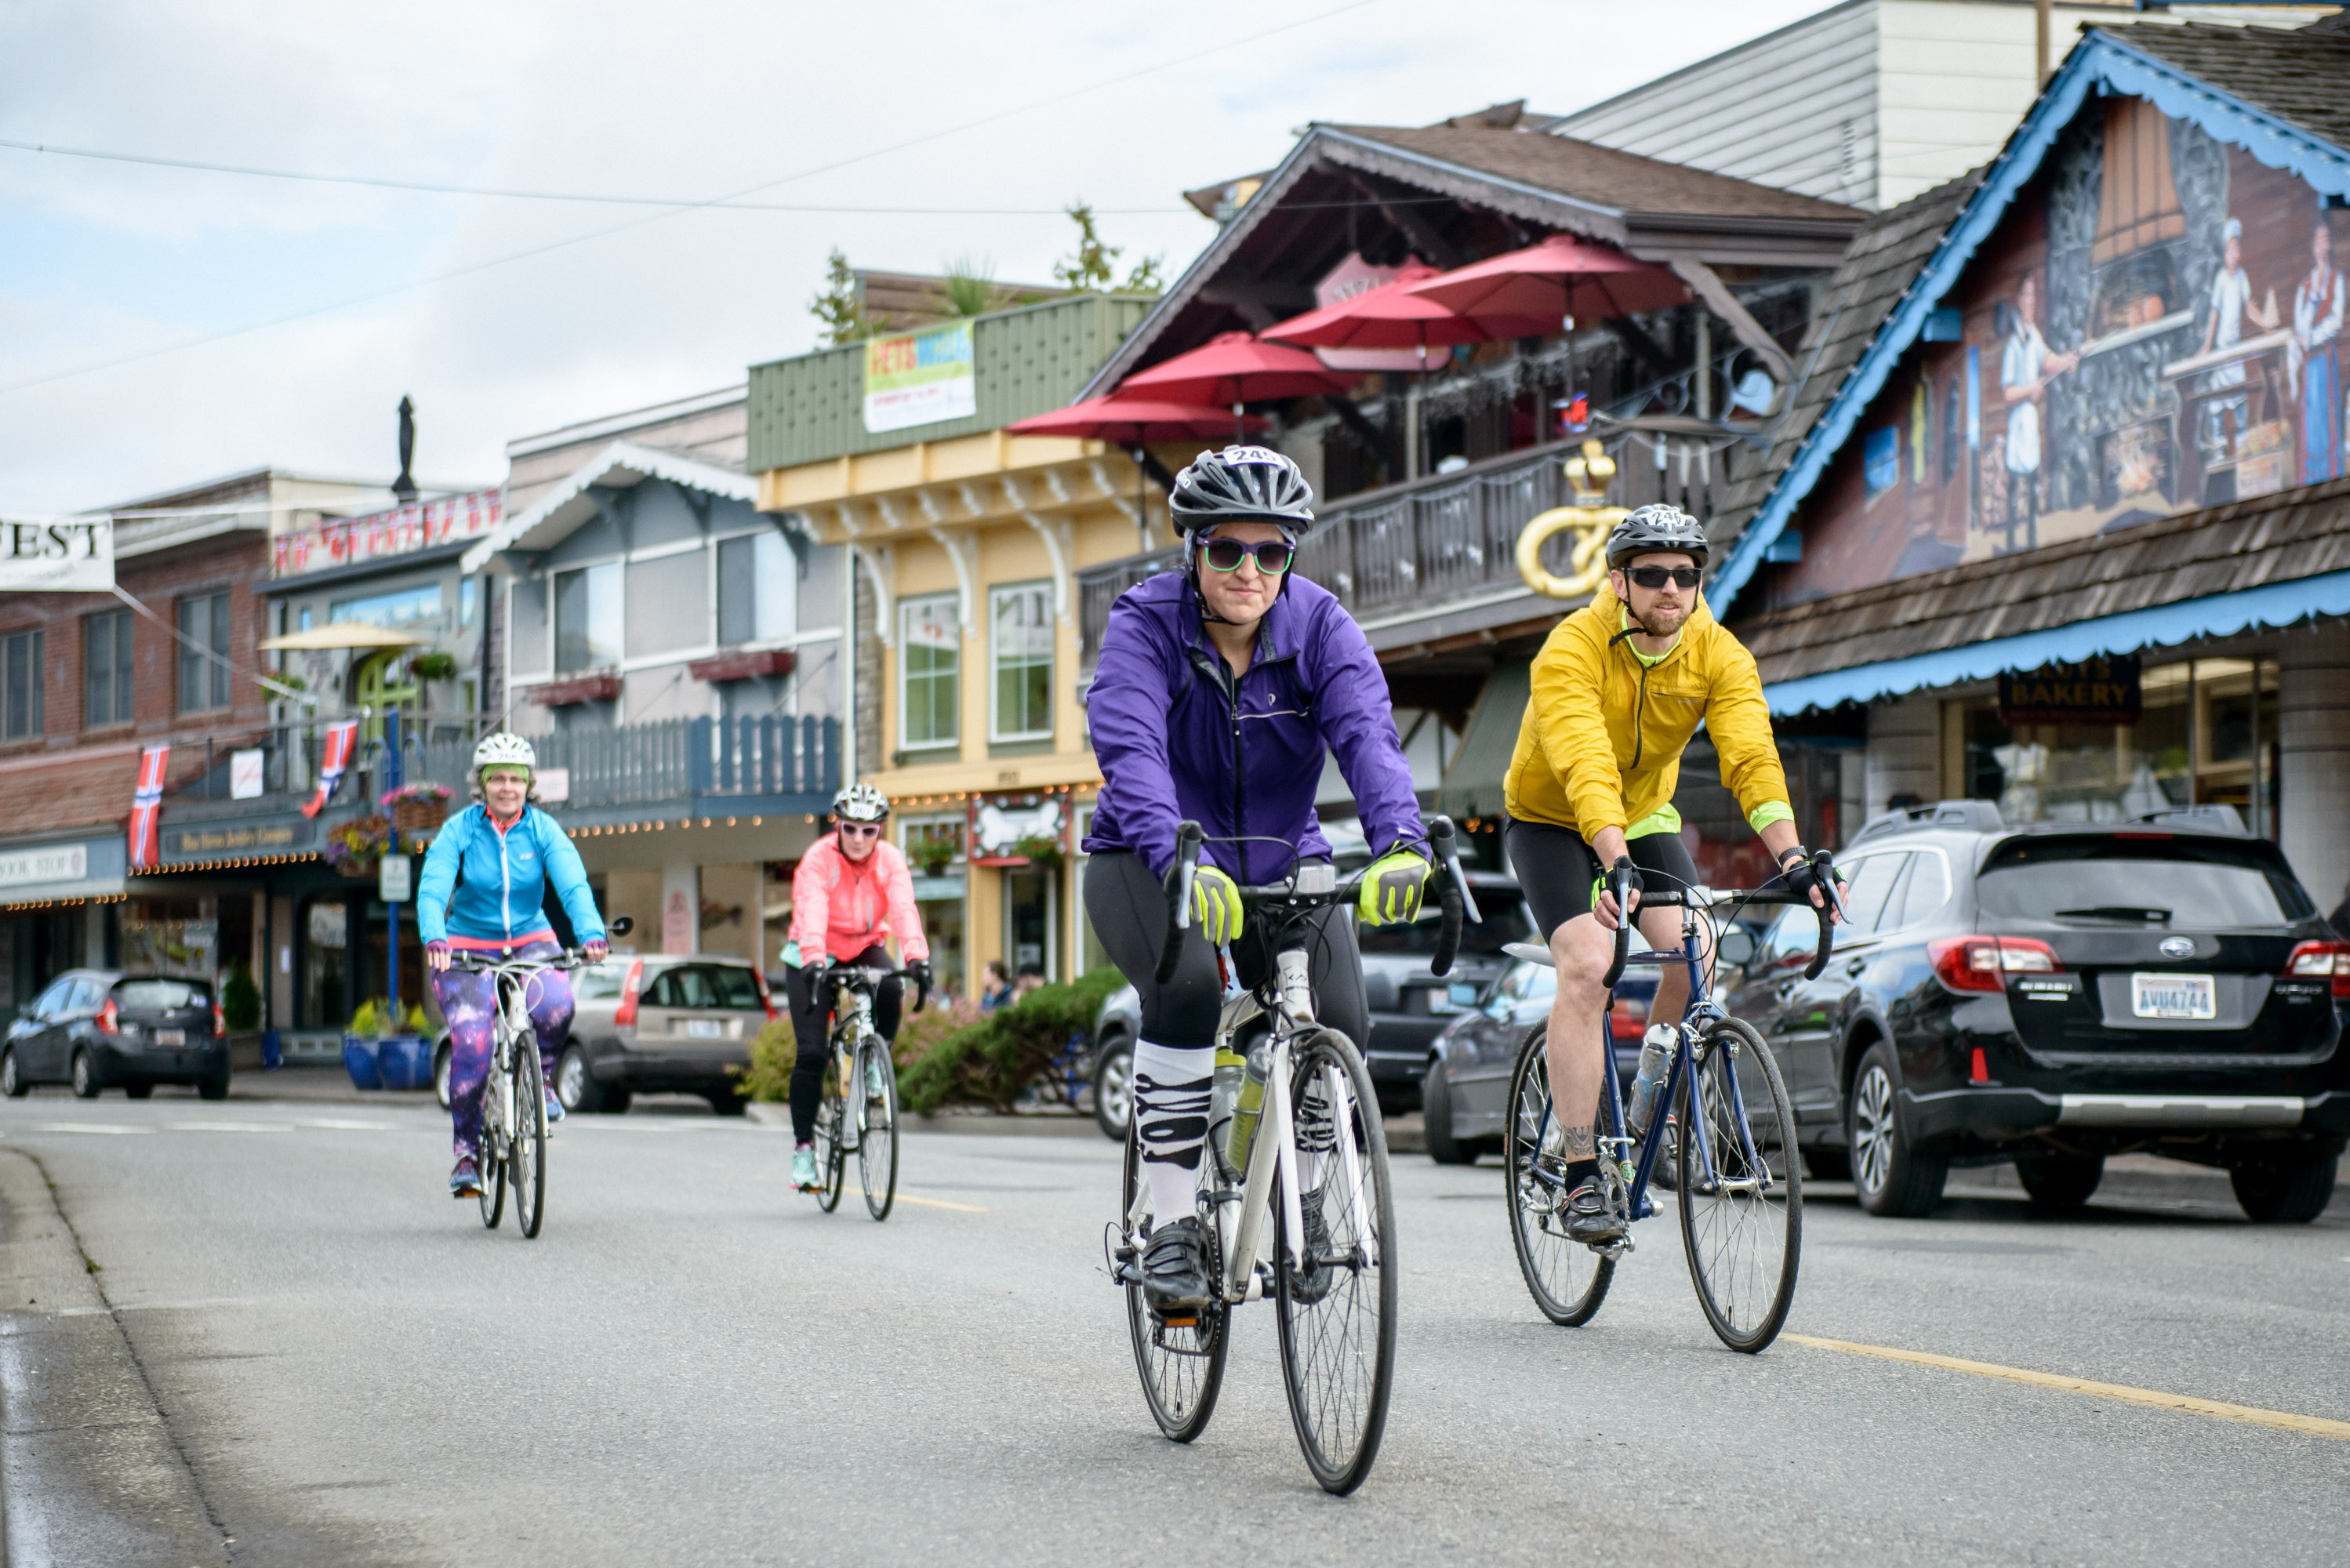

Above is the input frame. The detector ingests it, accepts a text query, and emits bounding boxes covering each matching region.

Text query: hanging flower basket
[324,815,390,879]
[383,782,452,836]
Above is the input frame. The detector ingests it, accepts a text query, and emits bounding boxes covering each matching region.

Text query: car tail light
[613,959,645,1027]
[752,967,778,1022]
[2284,940,2350,1000]
[96,998,119,1034]
[1609,1008,1644,1040]
[1929,936,2061,993]
[212,1000,226,1036]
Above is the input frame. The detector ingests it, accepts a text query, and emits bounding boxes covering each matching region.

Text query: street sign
[379,853,412,903]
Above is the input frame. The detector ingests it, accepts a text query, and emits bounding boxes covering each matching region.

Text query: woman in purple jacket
[1081,445,1431,1312]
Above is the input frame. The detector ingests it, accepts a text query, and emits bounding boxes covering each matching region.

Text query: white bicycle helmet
[831,782,890,822]
[471,732,536,774]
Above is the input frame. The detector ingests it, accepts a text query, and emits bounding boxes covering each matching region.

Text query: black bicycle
[1109,817,1478,1494]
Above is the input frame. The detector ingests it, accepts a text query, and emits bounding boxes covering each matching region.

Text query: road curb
[0,1148,227,1565]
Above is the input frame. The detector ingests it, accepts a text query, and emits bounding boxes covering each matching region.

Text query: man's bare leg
[1545,902,1700,1167]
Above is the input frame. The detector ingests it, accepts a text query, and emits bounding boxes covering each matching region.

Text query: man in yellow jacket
[1504,503,1843,1242]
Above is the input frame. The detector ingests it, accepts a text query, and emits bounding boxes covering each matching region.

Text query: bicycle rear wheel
[1273,1028,1396,1496]
[1503,1024,1613,1326]
[1119,1121,1226,1443]
[858,1036,898,1221]
[513,1037,549,1240]
[477,1046,507,1231]
[1676,1016,1801,1352]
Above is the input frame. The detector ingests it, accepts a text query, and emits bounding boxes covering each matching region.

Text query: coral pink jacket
[789,834,931,966]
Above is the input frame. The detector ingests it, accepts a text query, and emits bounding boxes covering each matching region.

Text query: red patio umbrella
[1402,234,1687,327]
[1261,264,1553,351]
[1006,397,1266,547]
[1117,330,1359,406]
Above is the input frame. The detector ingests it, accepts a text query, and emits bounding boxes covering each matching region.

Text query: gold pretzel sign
[1516,439,1625,601]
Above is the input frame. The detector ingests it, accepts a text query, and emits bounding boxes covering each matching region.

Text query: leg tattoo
[1562,1123,1596,1160]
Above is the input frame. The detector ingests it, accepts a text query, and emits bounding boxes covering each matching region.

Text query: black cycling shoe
[1562,1179,1626,1244]
[1140,1216,1211,1312]
[1285,1189,1336,1305]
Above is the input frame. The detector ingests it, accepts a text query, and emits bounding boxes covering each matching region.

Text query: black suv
[1720,800,2350,1222]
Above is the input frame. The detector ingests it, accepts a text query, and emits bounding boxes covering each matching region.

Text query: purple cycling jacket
[1081,569,1426,884]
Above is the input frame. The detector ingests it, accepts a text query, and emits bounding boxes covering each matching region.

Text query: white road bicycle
[450,940,610,1240]
[805,964,924,1221]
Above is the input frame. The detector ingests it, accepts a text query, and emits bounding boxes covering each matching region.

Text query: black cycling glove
[1780,848,1838,910]
[906,958,932,996]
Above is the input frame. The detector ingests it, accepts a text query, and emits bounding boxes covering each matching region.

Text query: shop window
[176,593,230,713]
[899,594,960,750]
[0,629,42,740]
[553,562,621,672]
[329,583,443,630]
[990,583,1053,742]
[85,611,133,728]
[717,531,794,646]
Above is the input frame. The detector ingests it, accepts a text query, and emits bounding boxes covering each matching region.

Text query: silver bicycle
[450,939,609,1240]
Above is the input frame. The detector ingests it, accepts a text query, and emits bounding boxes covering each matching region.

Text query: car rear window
[573,961,635,1002]
[1977,837,2315,930]
[1357,888,1535,956]
[113,979,205,1011]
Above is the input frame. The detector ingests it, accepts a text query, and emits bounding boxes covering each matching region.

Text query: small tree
[1053,203,1164,296]
[222,960,260,1032]
[807,247,875,346]
[939,255,1002,318]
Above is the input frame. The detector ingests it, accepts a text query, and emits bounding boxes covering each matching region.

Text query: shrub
[898,966,1124,1116]
[222,960,260,1031]
[347,998,427,1037]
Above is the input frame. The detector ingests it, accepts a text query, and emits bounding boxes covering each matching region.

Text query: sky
[0,0,1826,513]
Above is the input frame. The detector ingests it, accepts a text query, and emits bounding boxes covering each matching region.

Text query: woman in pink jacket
[784,782,931,1190]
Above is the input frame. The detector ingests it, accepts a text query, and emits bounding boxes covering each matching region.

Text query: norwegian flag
[301,720,359,819]
[128,745,169,870]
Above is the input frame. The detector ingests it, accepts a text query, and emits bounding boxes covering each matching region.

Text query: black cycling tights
[785,942,900,1145]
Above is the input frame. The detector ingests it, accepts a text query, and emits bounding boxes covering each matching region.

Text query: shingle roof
[1707,167,1984,557]
[2101,17,2350,151]
[1739,476,2350,688]
[1328,124,1863,224]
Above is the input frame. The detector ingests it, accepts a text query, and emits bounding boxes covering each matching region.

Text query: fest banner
[863,321,976,434]
[0,517,114,593]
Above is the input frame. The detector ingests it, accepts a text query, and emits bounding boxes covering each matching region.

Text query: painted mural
[1779,95,2349,603]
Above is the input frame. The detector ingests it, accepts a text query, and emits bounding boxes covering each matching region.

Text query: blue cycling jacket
[416,804,605,946]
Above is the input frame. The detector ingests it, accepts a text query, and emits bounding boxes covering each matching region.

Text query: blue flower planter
[342,1035,383,1091]
[376,1034,432,1092]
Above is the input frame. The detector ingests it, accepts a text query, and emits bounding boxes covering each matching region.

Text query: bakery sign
[1997,655,2142,727]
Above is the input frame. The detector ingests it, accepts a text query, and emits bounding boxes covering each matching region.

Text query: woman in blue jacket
[1081,446,1430,1312]
[418,733,608,1197]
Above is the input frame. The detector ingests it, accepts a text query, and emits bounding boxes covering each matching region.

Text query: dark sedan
[1359,872,1538,1114]
[1420,956,1658,1163]
[3,971,230,1100]
[1721,804,2350,1221]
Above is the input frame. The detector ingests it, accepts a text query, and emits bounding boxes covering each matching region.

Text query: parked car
[2,971,229,1100]
[1421,958,1658,1164]
[1087,983,1142,1141]
[433,953,774,1116]
[1359,872,1539,1115]
[1716,801,2350,1221]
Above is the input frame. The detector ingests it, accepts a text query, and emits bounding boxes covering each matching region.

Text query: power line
[0,138,1186,216]
[0,0,1384,400]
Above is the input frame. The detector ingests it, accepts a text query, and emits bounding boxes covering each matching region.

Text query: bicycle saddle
[1503,942,1554,969]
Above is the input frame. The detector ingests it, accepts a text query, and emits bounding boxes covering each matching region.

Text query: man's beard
[1633,601,1688,637]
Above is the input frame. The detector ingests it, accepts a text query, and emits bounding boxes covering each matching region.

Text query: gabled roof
[459,441,759,572]
[1709,18,2350,614]
[1708,168,1984,557]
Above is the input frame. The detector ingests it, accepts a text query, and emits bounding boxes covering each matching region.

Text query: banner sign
[0,517,114,593]
[129,746,169,870]
[271,490,502,577]
[301,720,359,818]
[863,321,976,434]
[379,853,412,903]
[162,820,311,858]
[1998,655,2143,727]
[0,843,88,891]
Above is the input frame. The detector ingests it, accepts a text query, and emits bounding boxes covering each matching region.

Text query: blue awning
[1763,570,2350,715]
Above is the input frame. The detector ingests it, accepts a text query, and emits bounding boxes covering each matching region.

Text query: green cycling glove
[1190,866,1244,946]
[1357,848,1432,927]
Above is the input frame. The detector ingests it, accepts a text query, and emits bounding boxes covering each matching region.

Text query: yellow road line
[1785,1334,2350,1441]
[894,1193,990,1213]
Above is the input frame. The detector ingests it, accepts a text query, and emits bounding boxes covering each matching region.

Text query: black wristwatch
[1779,845,1811,871]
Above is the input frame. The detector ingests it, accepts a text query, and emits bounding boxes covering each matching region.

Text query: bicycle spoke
[1504,1025,1614,1326]
[1676,1018,1800,1352]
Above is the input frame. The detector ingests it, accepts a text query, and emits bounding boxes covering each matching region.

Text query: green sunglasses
[1201,538,1295,574]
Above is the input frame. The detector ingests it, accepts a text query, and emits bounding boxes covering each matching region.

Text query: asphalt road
[2,1085,2347,1566]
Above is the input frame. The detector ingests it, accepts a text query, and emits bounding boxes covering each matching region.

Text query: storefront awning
[1763,569,2350,716]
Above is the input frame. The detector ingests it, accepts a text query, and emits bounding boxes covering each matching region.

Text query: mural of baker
[1997,271,2079,552]
[2195,216,2280,481]
[2292,211,2347,484]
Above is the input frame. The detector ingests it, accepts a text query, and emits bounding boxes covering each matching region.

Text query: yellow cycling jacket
[1503,585,1792,841]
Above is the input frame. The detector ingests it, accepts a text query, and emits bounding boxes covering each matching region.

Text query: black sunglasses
[1201,538,1295,574]
[1625,565,1703,590]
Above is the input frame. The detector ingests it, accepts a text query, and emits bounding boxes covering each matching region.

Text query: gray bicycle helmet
[1605,503,1711,571]
[1168,445,1317,538]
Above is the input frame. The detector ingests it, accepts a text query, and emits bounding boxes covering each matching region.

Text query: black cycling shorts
[1504,816,1701,941]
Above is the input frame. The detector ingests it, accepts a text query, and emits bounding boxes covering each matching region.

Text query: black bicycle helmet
[1605,503,1711,571]
[1168,445,1317,538]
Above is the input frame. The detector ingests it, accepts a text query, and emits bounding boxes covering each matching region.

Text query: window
[1889,852,1951,931]
[990,583,1053,742]
[1837,853,1909,936]
[553,562,621,672]
[0,629,42,741]
[717,532,794,646]
[899,594,959,750]
[328,583,442,629]
[176,592,231,711]
[1760,904,1819,967]
[85,611,133,727]
[459,577,478,627]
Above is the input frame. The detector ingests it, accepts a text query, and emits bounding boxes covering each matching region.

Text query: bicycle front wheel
[1503,1024,1613,1326]
[513,1036,549,1240]
[477,1052,507,1231]
[1120,1123,1226,1443]
[1676,1015,1801,1352]
[812,1052,847,1214]
[1273,1027,1396,1496]
[857,1036,898,1221]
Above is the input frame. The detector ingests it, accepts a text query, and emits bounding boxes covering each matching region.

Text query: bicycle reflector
[1928,936,2061,994]
[2284,940,2350,1000]
[613,959,646,1027]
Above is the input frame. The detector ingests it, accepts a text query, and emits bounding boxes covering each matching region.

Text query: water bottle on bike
[1626,1024,1674,1138]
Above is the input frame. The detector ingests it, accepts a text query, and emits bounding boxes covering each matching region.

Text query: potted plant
[913,839,955,877]
[409,651,459,682]
[323,814,390,879]
[383,781,452,837]
[1011,833,1065,873]
[343,997,432,1091]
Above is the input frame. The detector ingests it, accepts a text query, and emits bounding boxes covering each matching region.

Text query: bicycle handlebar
[819,962,928,1016]
[1600,851,1846,987]
[445,945,605,975]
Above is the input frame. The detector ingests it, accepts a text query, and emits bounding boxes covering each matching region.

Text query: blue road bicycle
[1503,858,1838,1353]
